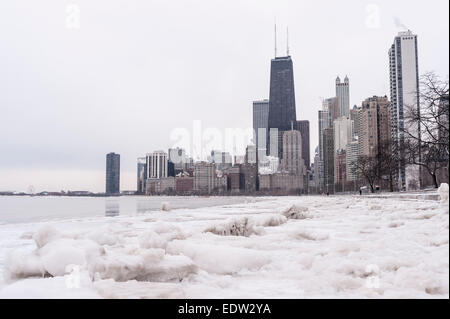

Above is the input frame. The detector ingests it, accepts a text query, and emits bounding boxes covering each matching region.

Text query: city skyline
[0,0,448,192]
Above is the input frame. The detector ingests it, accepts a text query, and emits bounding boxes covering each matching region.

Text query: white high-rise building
[146,151,168,180]
[389,30,421,190]
[318,109,332,190]
[336,76,350,118]
[281,130,306,176]
[168,148,186,170]
[346,141,359,182]
[333,116,354,153]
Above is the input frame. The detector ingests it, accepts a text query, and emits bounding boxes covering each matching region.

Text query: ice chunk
[4,250,46,280]
[93,279,185,299]
[167,241,270,274]
[438,183,449,205]
[0,273,101,299]
[89,248,197,282]
[33,225,62,248]
[161,202,171,212]
[282,205,312,220]
[39,239,87,277]
[204,214,285,237]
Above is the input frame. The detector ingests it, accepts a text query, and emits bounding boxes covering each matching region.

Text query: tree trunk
[432,173,439,189]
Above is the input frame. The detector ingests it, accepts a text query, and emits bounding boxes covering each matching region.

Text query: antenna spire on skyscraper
[274,20,278,58]
[287,26,290,56]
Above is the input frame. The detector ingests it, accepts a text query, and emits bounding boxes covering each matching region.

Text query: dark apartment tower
[106,153,120,195]
[267,56,297,158]
[296,120,310,169]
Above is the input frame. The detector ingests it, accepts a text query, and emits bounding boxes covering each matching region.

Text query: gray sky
[0,0,448,192]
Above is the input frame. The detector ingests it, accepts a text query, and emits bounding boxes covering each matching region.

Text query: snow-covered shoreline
[0,191,448,299]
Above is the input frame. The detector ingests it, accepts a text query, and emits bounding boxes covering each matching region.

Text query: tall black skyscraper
[106,152,120,195]
[267,56,297,158]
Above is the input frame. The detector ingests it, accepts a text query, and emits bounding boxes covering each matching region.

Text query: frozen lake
[0,190,448,299]
[0,196,260,224]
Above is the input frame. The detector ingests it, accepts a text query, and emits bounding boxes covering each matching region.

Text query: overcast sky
[0,0,448,192]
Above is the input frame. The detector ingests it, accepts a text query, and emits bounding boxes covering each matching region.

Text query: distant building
[259,156,280,175]
[318,109,332,190]
[295,120,310,169]
[313,147,320,189]
[194,162,216,193]
[241,164,258,193]
[267,56,297,158]
[346,141,359,182]
[389,30,420,190]
[259,173,304,193]
[106,153,120,195]
[146,151,168,180]
[335,150,347,189]
[438,95,449,143]
[253,99,270,157]
[323,97,340,123]
[245,145,257,164]
[281,130,306,176]
[228,166,244,193]
[336,76,350,118]
[209,150,233,171]
[137,157,146,194]
[175,176,194,193]
[358,96,392,158]
[168,148,186,170]
[323,128,335,193]
[334,116,354,153]
[350,105,359,138]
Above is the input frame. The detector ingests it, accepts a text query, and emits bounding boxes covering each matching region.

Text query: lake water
[0,196,256,224]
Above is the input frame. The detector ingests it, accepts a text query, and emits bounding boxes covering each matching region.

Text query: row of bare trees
[404,72,449,188]
[353,72,449,192]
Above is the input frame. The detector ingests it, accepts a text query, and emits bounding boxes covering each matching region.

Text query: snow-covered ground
[0,188,448,299]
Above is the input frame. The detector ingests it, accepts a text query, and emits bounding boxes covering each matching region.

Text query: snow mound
[0,274,101,299]
[205,214,286,237]
[294,230,329,241]
[281,205,312,220]
[4,250,46,280]
[438,183,449,205]
[161,202,171,212]
[33,225,62,248]
[204,217,256,237]
[5,223,195,284]
[167,241,270,274]
[94,279,185,299]
[140,223,188,249]
[89,249,197,282]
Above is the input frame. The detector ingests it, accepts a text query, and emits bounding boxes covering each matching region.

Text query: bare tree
[377,139,398,192]
[354,155,379,193]
[403,72,449,188]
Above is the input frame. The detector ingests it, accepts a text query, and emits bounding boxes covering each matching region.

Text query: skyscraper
[281,130,305,176]
[333,116,354,154]
[253,99,270,157]
[136,157,146,194]
[267,56,297,158]
[146,151,168,180]
[168,148,186,170]
[194,162,216,193]
[208,150,233,171]
[318,109,332,190]
[358,96,392,158]
[336,76,350,118]
[106,153,120,195]
[295,120,310,169]
[323,128,335,193]
[323,97,340,123]
[389,30,421,190]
